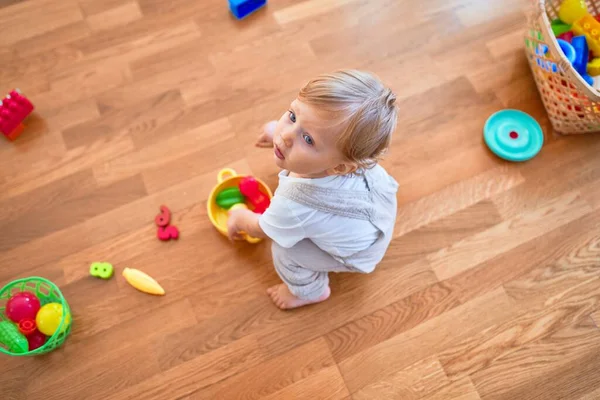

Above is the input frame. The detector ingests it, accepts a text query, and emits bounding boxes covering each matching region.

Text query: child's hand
[256,120,277,148]
[227,209,250,241]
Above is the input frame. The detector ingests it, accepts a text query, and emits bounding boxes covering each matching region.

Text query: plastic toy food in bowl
[207,168,273,244]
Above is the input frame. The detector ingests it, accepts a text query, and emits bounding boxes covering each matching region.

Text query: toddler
[227,69,399,310]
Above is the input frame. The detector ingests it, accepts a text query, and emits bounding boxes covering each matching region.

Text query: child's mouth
[274,145,285,160]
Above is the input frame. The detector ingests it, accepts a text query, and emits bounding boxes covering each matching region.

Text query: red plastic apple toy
[5,291,41,323]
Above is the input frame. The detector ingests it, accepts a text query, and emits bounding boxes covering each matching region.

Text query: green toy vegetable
[0,321,28,353]
[216,187,246,209]
[90,262,114,279]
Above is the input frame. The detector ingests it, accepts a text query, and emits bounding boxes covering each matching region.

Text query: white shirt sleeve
[258,195,307,248]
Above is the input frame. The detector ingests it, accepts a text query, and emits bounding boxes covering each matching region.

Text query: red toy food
[157,225,179,241]
[155,205,171,227]
[27,329,47,351]
[18,318,37,336]
[238,177,271,214]
[0,89,34,141]
[5,291,41,323]
[557,31,574,43]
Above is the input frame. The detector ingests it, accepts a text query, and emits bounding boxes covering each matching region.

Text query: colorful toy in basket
[572,35,594,84]
[483,110,544,162]
[558,0,588,25]
[207,168,273,244]
[557,39,577,64]
[552,19,572,36]
[548,0,600,86]
[572,14,600,56]
[0,277,71,356]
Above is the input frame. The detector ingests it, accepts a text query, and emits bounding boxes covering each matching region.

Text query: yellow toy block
[572,14,600,56]
[588,58,600,76]
[559,0,588,25]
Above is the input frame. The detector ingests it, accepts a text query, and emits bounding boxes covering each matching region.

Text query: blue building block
[572,35,588,76]
[229,0,266,19]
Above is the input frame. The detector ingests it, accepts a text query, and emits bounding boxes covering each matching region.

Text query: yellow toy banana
[122,268,165,295]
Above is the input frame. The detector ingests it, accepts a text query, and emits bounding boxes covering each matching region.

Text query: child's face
[272,99,348,178]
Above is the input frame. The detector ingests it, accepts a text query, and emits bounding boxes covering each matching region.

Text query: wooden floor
[2,0,600,398]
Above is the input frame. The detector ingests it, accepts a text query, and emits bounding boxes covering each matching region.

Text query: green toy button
[90,262,114,279]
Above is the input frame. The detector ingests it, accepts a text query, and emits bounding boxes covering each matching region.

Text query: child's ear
[330,162,358,175]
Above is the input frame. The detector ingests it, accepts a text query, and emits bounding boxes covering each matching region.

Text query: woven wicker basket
[525,0,600,134]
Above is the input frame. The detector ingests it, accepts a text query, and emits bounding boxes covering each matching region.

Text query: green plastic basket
[0,277,72,356]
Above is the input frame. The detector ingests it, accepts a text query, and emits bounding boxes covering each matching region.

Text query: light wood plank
[338,287,517,393]
[259,365,350,400]
[471,317,600,400]
[0,0,83,46]
[394,165,524,237]
[187,338,335,399]
[353,356,450,400]
[431,189,592,280]
[86,2,143,32]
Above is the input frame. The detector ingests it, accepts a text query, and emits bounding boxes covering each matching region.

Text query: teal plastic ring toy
[483,109,544,162]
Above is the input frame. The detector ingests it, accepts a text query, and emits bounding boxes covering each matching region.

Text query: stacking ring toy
[484,109,544,162]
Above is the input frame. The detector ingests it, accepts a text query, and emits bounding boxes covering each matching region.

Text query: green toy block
[551,18,572,36]
[90,262,114,279]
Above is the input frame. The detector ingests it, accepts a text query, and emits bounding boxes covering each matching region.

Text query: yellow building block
[559,0,588,25]
[588,58,600,76]
[573,14,600,56]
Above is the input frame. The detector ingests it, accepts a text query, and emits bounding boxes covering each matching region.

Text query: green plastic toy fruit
[216,187,245,209]
[0,277,72,356]
[0,321,28,354]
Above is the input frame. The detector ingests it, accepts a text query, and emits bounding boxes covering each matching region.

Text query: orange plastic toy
[572,14,600,56]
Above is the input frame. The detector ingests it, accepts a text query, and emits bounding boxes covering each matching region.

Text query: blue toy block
[229,0,266,19]
[572,35,589,76]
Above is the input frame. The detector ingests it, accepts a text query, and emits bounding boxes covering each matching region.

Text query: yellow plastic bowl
[207,168,273,243]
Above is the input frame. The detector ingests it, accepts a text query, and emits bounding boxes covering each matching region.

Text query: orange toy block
[572,14,600,56]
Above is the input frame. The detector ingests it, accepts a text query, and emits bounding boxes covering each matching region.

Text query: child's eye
[288,110,296,123]
[302,134,314,146]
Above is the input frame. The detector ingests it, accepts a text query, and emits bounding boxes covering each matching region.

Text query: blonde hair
[298,69,397,169]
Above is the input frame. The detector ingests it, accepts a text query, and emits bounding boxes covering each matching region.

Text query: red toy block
[155,205,171,227]
[4,123,24,141]
[157,225,179,241]
[0,89,34,140]
[557,31,574,43]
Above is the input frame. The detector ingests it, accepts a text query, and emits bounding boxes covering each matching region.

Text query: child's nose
[281,129,294,147]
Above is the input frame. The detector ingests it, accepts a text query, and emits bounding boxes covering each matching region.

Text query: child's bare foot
[266,284,331,310]
[256,120,277,148]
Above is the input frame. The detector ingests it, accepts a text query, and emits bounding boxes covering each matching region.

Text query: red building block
[0,89,34,141]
